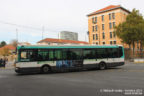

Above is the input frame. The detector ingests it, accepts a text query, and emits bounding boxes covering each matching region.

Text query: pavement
[0,61,14,69]
[0,62,144,96]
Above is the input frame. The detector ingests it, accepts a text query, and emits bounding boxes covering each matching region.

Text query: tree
[114,9,144,57]
[114,23,132,48]
[10,39,18,47]
[0,48,10,57]
[137,20,144,57]
[126,9,143,56]
[0,41,7,47]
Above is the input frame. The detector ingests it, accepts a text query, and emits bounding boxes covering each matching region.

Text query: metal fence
[124,48,144,60]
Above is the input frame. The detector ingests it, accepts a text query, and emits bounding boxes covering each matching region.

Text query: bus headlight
[15,67,19,70]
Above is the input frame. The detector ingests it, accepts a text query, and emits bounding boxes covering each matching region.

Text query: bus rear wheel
[41,65,51,73]
[99,62,106,70]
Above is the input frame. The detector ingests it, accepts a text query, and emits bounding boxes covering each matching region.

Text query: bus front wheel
[41,65,51,73]
[99,62,106,70]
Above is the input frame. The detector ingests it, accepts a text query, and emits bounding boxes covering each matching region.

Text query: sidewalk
[0,61,14,69]
[125,60,144,64]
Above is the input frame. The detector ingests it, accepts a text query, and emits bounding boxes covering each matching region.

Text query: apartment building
[59,31,78,41]
[87,5,130,45]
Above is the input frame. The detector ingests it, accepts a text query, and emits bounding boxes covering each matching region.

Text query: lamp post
[16,28,18,46]
[87,31,89,43]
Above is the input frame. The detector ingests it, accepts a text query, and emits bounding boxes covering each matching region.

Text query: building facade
[59,31,78,41]
[18,42,31,46]
[37,38,88,45]
[87,5,130,45]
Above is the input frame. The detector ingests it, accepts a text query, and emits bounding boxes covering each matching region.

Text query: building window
[102,32,105,39]
[103,42,105,45]
[110,32,112,38]
[113,22,115,28]
[102,24,104,30]
[93,34,95,40]
[92,17,94,23]
[109,13,111,20]
[92,26,94,32]
[113,32,116,37]
[109,23,112,29]
[102,15,104,21]
[96,42,98,45]
[95,17,97,23]
[113,41,116,44]
[92,17,97,24]
[96,34,98,40]
[110,41,112,45]
[112,13,115,19]
[95,25,98,31]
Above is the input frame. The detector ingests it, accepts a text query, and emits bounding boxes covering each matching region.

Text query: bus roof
[17,45,122,50]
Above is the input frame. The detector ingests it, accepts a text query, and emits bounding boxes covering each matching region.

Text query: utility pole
[16,28,18,43]
[87,31,89,43]
[42,26,44,40]
[85,32,88,42]
[85,34,87,42]
[15,28,19,47]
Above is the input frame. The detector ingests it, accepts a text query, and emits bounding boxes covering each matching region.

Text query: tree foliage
[114,9,144,57]
[0,41,7,47]
[0,48,10,57]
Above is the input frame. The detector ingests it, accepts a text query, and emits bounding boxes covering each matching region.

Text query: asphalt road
[0,62,144,96]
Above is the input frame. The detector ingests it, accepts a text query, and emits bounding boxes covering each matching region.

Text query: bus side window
[30,49,38,61]
[112,48,117,58]
[37,50,43,61]
[37,49,49,61]
[45,51,49,60]
[49,50,54,60]
[96,48,107,59]
[54,50,62,60]
[42,50,49,61]
[107,48,119,58]
[119,47,123,57]
[62,49,68,60]
[69,49,83,60]
[107,48,112,58]
[83,49,90,59]
[20,49,35,61]
[83,49,95,59]
[68,49,77,60]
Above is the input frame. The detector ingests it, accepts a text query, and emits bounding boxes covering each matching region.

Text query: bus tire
[99,62,106,70]
[41,65,51,73]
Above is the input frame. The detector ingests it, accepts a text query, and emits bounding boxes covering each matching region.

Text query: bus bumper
[15,67,41,73]
[107,62,125,67]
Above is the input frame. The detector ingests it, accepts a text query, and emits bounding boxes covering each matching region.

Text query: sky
[0,0,144,44]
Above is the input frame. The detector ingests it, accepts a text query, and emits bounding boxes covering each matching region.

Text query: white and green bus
[15,45,125,73]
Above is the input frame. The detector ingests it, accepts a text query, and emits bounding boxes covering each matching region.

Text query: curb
[0,67,14,69]
[134,62,144,64]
